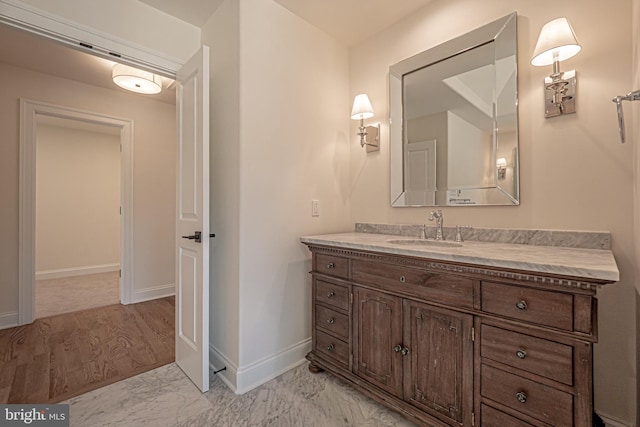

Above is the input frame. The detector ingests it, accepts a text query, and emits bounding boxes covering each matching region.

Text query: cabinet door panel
[353,287,403,398]
[404,301,473,425]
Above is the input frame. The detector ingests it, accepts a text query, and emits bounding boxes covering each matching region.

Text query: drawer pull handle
[516,392,527,403]
[326,318,334,324]
[326,262,335,269]
[401,347,410,356]
[393,344,402,353]
[326,344,334,351]
[516,349,527,359]
[516,300,528,310]
[399,275,406,283]
[327,292,335,298]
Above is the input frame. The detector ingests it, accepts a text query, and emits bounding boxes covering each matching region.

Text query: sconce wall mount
[351,94,380,152]
[531,17,581,118]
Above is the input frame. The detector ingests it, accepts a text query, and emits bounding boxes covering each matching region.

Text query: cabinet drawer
[315,305,349,339]
[481,282,573,331]
[316,253,349,279]
[481,404,535,427]
[315,279,350,311]
[352,260,474,309]
[481,325,573,385]
[315,330,349,367]
[481,364,572,427]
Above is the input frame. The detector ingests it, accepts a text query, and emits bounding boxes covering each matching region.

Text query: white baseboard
[236,338,311,394]
[209,344,239,392]
[597,412,635,427]
[209,338,311,395]
[129,283,175,304]
[36,263,120,280]
[0,311,19,330]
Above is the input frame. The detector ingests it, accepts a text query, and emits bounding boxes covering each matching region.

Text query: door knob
[181,231,215,243]
[182,231,202,243]
[401,347,410,356]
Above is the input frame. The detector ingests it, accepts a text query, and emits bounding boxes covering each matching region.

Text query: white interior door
[176,45,210,392]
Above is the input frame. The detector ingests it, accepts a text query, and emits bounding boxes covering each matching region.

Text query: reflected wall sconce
[531,17,581,118]
[112,63,162,94]
[496,158,507,179]
[351,94,380,152]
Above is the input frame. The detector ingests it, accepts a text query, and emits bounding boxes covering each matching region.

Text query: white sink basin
[386,239,463,248]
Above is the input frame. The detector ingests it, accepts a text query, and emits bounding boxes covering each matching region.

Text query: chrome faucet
[428,210,444,240]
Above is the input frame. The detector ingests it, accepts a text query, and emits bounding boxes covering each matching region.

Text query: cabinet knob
[326,344,334,351]
[326,262,335,269]
[326,318,334,324]
[401,347,410,356]
[515,300,528,310]
[399,275,406,283]
[393,344,402,353]
[327,291,335,298]
[516,392,527,403]
[516,349,527,359]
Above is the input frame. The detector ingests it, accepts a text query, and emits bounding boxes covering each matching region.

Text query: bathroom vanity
[301,228,618,427]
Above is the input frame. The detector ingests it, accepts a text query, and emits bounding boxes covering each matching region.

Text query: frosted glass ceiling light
[531,17,581,118]
[351,94,380,152]
[112,63,162,94]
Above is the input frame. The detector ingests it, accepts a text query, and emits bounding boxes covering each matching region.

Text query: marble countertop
[300,232,619,283]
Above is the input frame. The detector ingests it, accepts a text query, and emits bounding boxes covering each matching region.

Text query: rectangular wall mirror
[390,12,519,207]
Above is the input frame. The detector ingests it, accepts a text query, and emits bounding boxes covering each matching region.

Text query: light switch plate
[311,200,319,217]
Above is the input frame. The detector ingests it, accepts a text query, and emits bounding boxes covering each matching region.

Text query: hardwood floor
[0,296,174,404]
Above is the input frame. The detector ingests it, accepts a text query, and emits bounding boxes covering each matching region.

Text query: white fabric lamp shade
[531,17,581,66]
[112,63,162,94]
[351,94,374,120]
[496,158,507,168]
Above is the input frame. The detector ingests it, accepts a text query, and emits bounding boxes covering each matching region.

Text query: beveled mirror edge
[390,12,519,207]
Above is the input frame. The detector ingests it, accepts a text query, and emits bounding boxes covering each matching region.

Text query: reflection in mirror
[390,13,519,207]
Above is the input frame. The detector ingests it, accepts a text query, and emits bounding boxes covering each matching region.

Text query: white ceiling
[0,25,176,104]
[140,0,435,46]
[0,0,435,107]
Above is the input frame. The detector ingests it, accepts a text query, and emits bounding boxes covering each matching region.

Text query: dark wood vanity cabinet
[305,244,609,427]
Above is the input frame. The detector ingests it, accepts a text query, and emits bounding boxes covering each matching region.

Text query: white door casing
[175,45,210,393]
[19,99,134,325]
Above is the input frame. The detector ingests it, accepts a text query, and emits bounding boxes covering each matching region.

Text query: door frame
[19,99,134,324]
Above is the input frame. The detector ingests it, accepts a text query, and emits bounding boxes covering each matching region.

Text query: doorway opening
[34,115,122,319]
[19,99,134,325]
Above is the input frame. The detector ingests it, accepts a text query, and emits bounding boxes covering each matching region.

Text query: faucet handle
[454,225,473,243]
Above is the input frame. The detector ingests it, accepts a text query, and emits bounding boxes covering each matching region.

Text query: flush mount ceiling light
[112,63,162,94]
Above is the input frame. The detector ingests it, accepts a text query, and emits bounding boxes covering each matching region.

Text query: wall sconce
[112,63,162,94]
[531,17,581,118]
[351,94,380,152]
[496,158,507,179]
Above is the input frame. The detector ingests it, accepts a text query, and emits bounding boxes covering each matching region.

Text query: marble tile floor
[65,362,415,427]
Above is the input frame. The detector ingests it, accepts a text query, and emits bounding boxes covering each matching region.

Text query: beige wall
[202,0,241,380]
[0,62,176,318]
[203,0,351,391]
[36,124,120,274]
[349,0,636,423]
[15,0,200,63]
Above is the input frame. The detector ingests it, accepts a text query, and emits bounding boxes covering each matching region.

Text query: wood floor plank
[0,296,175,404]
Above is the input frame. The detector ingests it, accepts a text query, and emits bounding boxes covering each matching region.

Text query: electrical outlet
[311,200,319,217]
